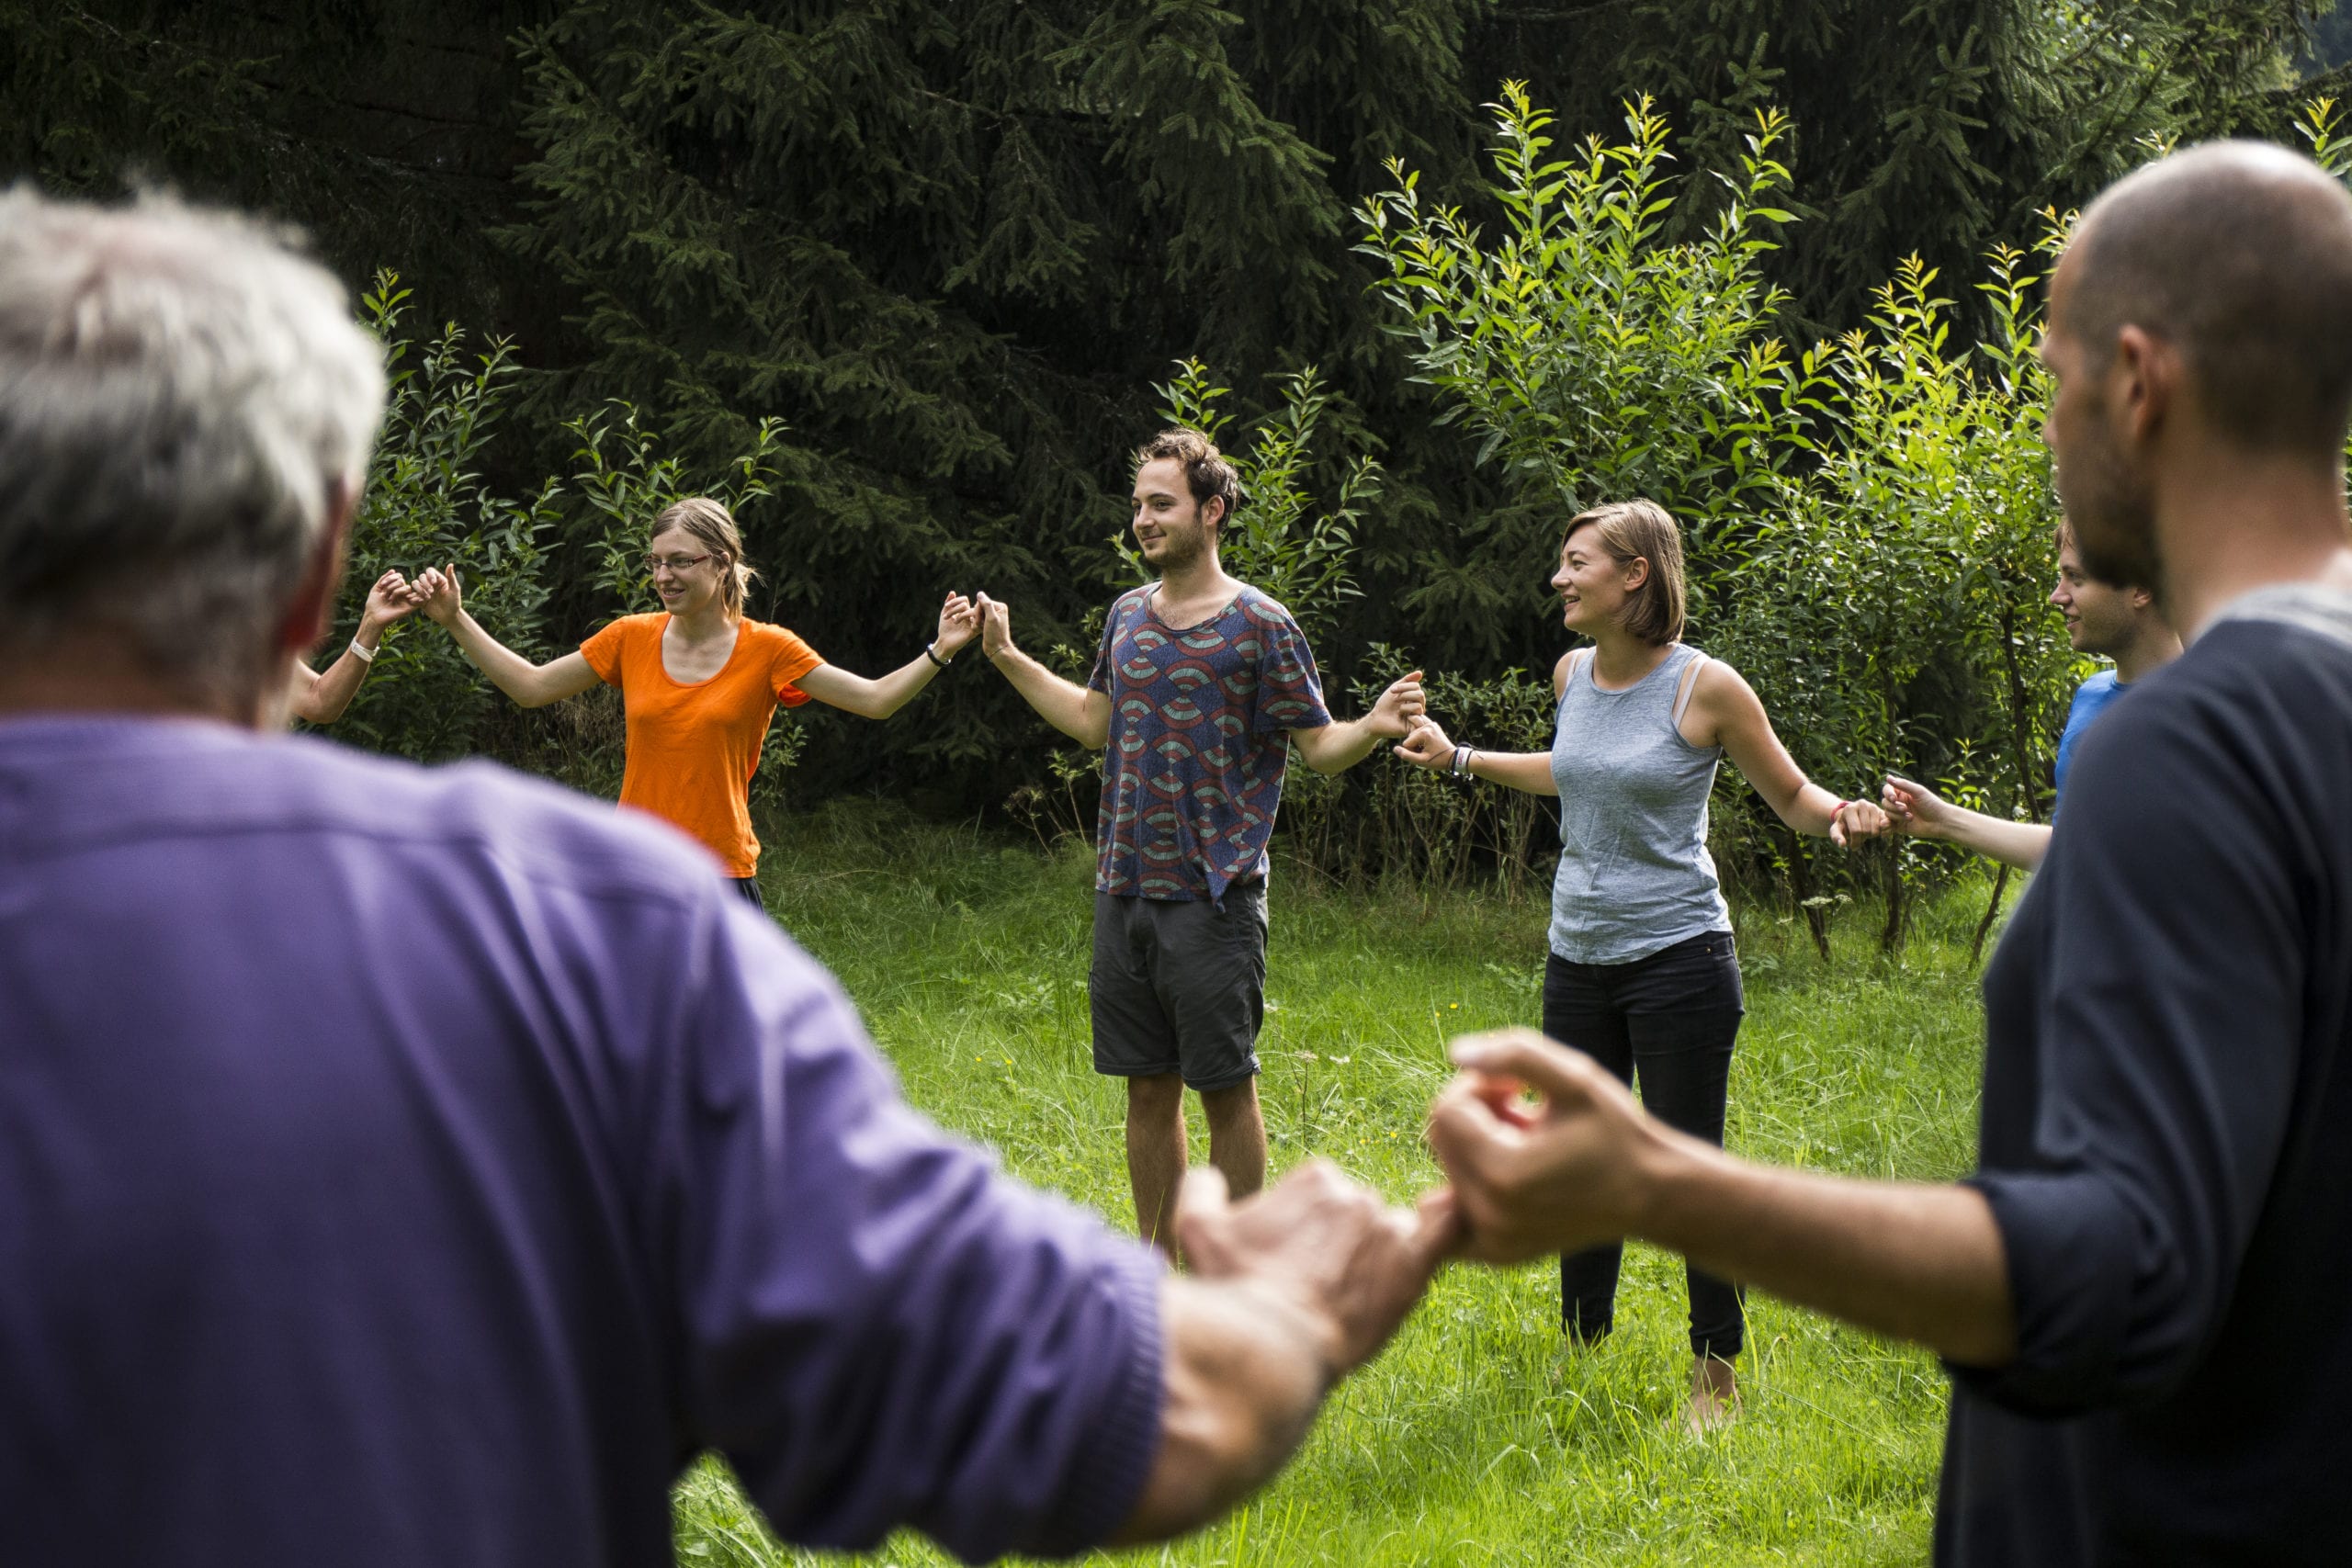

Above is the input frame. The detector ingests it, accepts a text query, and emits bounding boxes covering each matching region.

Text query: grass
[672,802,2002,1567]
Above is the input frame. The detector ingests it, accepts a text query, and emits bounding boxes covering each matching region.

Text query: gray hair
[0,187,388,707]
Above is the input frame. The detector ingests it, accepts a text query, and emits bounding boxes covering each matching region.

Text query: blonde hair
[1563,499,1686,646]
[651,496,758,617]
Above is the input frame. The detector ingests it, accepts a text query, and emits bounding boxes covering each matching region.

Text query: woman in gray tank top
[1400,500,1884,1432]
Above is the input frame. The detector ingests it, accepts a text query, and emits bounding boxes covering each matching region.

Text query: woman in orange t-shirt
[414,497,976,908]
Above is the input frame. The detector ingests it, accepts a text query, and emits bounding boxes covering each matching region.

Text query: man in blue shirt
[975,432,1422,1253]
[1880,520,2178,869]
[0,192,1455,1564]
[1426,141,2352,1565]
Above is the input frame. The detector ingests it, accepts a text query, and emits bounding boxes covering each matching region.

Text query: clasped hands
[1182,1025,1671,1387]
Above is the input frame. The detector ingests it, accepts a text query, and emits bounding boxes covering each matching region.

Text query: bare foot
[1683,1354,1739,1435]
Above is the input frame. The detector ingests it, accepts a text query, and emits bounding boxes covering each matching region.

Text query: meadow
[672,804,2000,1567]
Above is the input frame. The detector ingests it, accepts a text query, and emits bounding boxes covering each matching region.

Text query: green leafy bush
[328,276,796,801]
[1353,89,2093,946]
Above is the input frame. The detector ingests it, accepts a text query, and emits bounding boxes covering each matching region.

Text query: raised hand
[1365,670,1427,739]
[975,592,1016,661]
[413,563,464,627]
[1829,795,1892,847]
[358,570,423,636]
[1423,1028,1658,1264]
[1177,1161,1456,1377]
[934,592,979,658]
[1880,775,1956,840]
[1393,716,1455,771]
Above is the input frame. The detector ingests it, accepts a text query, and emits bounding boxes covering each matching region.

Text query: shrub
[327,276,794,800]
[1354,89,2090,949]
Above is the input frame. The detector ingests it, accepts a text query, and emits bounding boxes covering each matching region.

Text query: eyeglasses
[642,553,715,574]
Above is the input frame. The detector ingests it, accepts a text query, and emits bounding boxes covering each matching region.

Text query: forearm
[820,652,943,720]
[1110,1277,1334,1544]
[301,647,369,724]
[1775,780,1853,837]
[1636,1131,2017,1366]
[445,611,553,707]
[1292,716,1382,775]
[1462,748,1560,796]
[989,646,1107,747]
[1930,808,2051,872]
[295,614,391,725]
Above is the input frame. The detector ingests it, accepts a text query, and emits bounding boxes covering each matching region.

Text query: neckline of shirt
[1141,581,1247,634]
[657,612,747,689]
[1580,640,1688,695]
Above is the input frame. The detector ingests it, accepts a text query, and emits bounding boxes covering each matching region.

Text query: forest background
[10,0,2352,944]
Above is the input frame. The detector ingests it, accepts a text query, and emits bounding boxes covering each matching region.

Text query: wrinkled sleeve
[654,897,1165,1561]
[766,626,822,709]
[1085,598,1125,695]
[1252,603,1330,733]
[580,618,630,687]
[1953,694,2303,1416]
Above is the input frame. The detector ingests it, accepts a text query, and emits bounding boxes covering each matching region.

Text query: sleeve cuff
[1031,1242,1166,1557]
[1948,1170,2139,1416]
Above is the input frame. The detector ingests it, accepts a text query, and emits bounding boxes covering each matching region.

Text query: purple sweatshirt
[0,716,1164,1566]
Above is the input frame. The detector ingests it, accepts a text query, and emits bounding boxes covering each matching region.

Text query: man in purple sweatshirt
[0,191,1453,1565]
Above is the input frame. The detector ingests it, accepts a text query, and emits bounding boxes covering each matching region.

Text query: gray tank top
[1546,641,1732,964]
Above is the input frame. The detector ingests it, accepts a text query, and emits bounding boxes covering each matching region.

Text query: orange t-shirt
[579,614,822,877]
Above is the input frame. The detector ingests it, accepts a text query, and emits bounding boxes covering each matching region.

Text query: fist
[1879,774,1949,839]
[1367,670,1427,739]
[976,593,1015,660]
[935,592,978,656]
[413,564,464,626]
[1830,795,1891,847]
[1394,716,1455,771]
[1178,1162,1457,1376]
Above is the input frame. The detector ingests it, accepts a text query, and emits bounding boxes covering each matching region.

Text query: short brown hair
[2068,141,2352,457]
[1133,427,1239,533]
[651,496,759,617]
[1564,499,1686,645]
[2052,514,2154,591]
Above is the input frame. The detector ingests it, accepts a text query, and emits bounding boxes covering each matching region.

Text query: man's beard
[1147,526,1209,572]
[2060,427,2165,598]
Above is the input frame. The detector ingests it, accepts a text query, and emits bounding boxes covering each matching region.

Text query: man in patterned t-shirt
[978,428,1424,1253]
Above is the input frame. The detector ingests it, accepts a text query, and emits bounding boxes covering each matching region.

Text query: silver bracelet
[1451,744,1474,778]
[348,637,378,664]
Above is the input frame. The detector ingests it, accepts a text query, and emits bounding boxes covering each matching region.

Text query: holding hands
[413,563,463,626]
[1827,795,1890,847]
[1424,1029,1665,1263]
[1393,716,1456,771]
[974,592,1016,661]
[1363,671,1427,739]
[357,569,426,638]
[934,592,979,659]
[1878,775,1956,839]
[1180,1162,1458,1378]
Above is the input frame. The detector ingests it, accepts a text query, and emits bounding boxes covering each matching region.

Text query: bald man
[1424,141,2352,1566]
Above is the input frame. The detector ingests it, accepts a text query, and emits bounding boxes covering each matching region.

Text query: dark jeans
[728,875,766,912]
[1543,931,1746,1361]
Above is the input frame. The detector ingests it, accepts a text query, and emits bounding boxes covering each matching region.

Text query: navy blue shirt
[1936,586,2352,1565]
[0,717,1163,1566]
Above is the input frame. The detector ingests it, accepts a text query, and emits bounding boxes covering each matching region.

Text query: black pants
[1542,931,1746,1361]
[728,875,766,912]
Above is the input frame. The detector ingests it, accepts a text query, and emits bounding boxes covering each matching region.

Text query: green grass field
[673,805,2000,1567]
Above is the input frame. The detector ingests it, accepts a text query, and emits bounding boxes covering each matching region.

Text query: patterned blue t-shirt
[2053,670,2127,812]
[1086,583,1332,902]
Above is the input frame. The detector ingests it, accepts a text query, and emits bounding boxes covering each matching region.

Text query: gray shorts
[1089,885,1267,1091]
